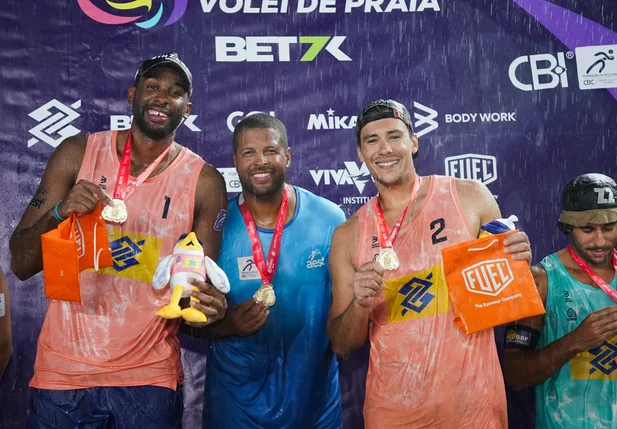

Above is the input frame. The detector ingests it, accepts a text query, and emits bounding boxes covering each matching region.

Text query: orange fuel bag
[441,230,545,334]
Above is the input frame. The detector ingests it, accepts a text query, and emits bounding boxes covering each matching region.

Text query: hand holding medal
[102,199,128,224]
[254,283,276,307]
[375,175,422,271]
[102,132,172,224]
[53,180,112,220]
[238,187,290,308]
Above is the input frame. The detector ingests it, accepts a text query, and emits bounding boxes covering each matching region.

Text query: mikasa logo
[307,102,438,137]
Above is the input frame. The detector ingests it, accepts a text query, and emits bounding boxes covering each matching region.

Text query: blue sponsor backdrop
[1,0,616,427]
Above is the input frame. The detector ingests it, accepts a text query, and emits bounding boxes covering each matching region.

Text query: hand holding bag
[441,230,545,334]
[41,204,113,302]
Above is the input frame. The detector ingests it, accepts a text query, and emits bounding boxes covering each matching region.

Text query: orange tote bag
[441,230,545,334]
[41,204,112,302]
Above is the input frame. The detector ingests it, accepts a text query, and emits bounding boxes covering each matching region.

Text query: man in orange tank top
[10,53,228,428]
[327,99,533,428]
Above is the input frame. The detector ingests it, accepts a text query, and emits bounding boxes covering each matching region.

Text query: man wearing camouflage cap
[504,173,617,429]
[327,99,532,428]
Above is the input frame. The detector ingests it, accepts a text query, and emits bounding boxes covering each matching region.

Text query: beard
[132,102,184,140]
[571,236,614,267]
[239,168,287,198]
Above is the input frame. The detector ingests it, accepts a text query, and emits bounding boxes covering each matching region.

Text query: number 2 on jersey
[430,218,448,245]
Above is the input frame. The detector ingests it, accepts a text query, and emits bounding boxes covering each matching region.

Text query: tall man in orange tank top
[327,99,532,428]
[10,53,228,428]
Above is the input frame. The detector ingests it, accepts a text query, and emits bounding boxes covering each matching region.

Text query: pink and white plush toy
[152,232,230,323]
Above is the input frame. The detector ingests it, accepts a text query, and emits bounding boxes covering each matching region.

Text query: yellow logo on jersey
[384,264,450,323]
[571,336,617,380]
[95,230,162,283]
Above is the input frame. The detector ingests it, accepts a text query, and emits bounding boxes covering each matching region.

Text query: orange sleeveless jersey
[31,130,205,390]
[356,175,507,428]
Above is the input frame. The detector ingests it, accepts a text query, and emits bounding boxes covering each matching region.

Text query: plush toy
[152,232,230,323]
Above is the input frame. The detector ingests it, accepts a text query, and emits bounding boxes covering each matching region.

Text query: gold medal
[102,198,128,224]
[254,283,276,307]
[377,248,400,271]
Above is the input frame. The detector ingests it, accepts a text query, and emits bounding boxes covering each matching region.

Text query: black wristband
[504,323,540,349]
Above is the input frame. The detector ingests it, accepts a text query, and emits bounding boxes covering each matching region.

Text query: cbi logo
[462,258,513,297]
[215,36,352,62]
[508,52,573,91]
[217,168,242,193]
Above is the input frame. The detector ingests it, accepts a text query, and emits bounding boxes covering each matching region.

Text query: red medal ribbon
[375,175,422,249]
[567,245,617,304]
[238,186,289,285]
[112,132,173,200]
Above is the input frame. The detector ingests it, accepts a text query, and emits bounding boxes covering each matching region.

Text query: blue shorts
[29,385,183,429]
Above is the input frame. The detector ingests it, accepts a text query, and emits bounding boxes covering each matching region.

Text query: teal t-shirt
[536,253,617,429]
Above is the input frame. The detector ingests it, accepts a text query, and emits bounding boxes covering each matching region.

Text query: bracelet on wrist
[53,200,66,222]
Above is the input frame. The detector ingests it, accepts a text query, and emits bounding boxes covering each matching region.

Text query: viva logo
[78,0,188,29]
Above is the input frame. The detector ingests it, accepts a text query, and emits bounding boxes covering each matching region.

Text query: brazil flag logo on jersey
[571,336,617,380]
[384,264,450,323]
[96,230,162,283]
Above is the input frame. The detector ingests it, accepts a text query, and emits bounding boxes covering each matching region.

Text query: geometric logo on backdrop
[413,101,439,137]
[78,0,187,29]
[28,99,81,148]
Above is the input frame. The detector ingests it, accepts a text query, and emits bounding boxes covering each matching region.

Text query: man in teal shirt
[503,173,617,429]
